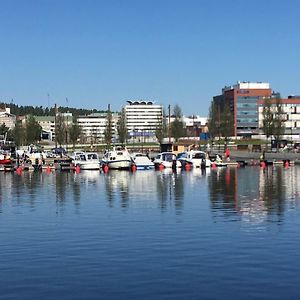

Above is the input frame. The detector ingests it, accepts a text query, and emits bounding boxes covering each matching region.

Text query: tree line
[0,102,105,117]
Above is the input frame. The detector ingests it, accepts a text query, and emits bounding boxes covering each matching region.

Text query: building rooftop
[126,100,154,105]
[223,81,270,92]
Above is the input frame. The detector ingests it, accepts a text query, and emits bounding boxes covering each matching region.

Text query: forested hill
[0,102,106,116]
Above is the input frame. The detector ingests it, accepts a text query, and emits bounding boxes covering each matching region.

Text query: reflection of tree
[208,168,238,216]
[23,172,44,204]
[173,173,184,214]
[72,175,81,208]
[260,167,285,218]
[156,173,170,212]
[156,171,185,213]
[104,175,115,207]
[55,172,70,205]
[104,171,129,209]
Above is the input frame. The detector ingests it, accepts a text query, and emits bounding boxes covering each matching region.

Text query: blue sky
[1,0,300,116]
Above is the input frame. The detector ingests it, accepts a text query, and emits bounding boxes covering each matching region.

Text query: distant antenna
[47,93,50,108]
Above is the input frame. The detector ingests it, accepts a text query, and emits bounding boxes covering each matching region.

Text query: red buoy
[159,164,164,171]
[261,161,266,168]
[212,162,216,169]
[284,160,289,168]
[131,164,137,172]
[16,166,22,175]
[103,164,109,173]
[185,164,191,171]
[75,165,81,173]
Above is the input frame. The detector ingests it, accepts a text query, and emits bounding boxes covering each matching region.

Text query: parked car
[52,147,66,156]
[44,150,56,158]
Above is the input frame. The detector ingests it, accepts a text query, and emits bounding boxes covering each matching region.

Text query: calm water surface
[1,167,300,299]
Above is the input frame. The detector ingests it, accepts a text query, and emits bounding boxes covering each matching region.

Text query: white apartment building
[0,108,16,130]
[77,112,119,143]
[124,101,163,141]
[35,116,56,140]
[35,113,73,141]
[258,96,300,140]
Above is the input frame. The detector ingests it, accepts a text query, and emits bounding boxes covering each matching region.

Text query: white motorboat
[131,153,154,170]
[209,154,227,167]
[177,150,210,168]
[101,146,132,170]
[73,152,100,170]
[153,152,181,169]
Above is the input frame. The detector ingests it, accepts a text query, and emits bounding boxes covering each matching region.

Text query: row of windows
[237,96,259,102]
[237,112,257,117]
[236,103,257,108]
[237,119,258,123]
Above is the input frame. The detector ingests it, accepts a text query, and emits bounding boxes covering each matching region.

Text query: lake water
[1,166,300,299]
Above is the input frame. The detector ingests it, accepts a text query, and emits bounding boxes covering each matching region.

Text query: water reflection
[208,166,300,225]
[0,166,300,222]
[155,169,184,213]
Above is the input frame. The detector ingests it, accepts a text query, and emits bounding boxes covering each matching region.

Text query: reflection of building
[208,167,300,225]
[213,82,272,137]
[125,101,163,142]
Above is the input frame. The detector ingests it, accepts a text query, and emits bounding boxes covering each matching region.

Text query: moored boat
[131,153,154,170]
[73,152,100,170]
[177,150,209,169]
[153,152,181,169]
[101,146,132,170]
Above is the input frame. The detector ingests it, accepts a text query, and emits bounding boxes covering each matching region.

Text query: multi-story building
[213,82,272,137]
[77,112,119,143]
[0,108,16,130]
[34,116,56,140]
[124,100,163,141]
[258,95,300,140]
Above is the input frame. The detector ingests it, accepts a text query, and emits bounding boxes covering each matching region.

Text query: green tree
[104,108,113,147]
[10,123,26,147]
[69,117,81,151]
[262,97,274,139]
[273,98,285,145]
[155,109,167,143]
[170,104,185,142]
[117,108,127,144]
[220,102,234,143]
[26,115,42,144]
[0,123,9,136]
[55,114,65,146]
[207,101,219,140]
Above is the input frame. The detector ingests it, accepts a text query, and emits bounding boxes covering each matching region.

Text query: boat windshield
[162,153,174,162]
[79,154,86,161]
[87,153,98,160]
[177,152,187,159]
[193,152,205,159]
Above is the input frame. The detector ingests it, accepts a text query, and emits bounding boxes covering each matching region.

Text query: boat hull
[77,162,100,170]
[105,160,132,170]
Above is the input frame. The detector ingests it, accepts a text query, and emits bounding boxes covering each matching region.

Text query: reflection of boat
[131,153,154,170]
[73,152,100,170]
[102,146,132,170]
[177,150,209,168]
[153,152,181,169]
